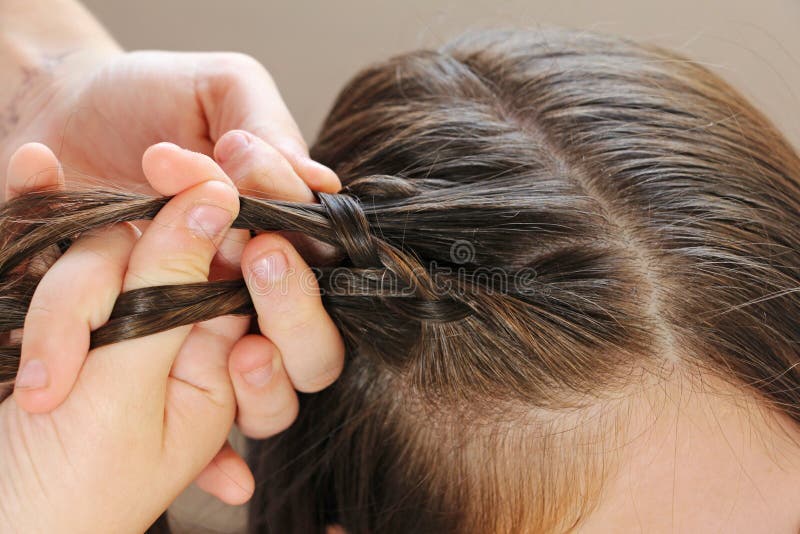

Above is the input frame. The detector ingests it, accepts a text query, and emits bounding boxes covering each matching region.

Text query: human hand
[6,142,345,508]
[0,46,342,297]
[4,43,348,410]
[0,143,244,532]
[1,48,340,198]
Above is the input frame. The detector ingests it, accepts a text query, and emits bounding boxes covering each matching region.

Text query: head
[247,28,800,533]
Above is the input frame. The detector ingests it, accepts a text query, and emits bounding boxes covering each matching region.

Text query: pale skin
[0,142,345,532]
[579,374,800,533]
[0,0,345,526]
[4,142,243,531]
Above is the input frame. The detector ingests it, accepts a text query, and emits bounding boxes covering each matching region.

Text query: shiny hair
[2,27,800,533]
[248,28,800,533]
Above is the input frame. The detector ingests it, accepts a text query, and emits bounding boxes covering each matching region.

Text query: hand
[0,144,243,532]
[1,44,343,325]
[1,1,346,512]
[1,48,340,198]
[6,143,345,507]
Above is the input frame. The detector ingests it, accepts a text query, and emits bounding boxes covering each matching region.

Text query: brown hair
[2,27,800,533]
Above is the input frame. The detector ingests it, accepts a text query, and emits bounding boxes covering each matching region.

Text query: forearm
[0,0,120,145]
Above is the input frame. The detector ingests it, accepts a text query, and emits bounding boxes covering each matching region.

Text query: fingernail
[216,131,250,164]
[187,204,233,238]
[249,250,289,283]
[15,359,49,390]
[243,362,273,387]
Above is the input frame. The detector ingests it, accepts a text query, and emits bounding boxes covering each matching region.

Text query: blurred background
[79,1,800,531]
[84,0,800,150]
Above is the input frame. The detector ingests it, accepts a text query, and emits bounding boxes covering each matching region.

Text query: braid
[0,177,506,382]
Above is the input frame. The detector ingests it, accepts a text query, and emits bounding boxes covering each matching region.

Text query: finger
[241,233,344,393]
[212,130,315,281]
[5,142,64,200]
[228,334,299,438]
[209,227,249,281]
[196,53,341,193]
[212,131,313,280]
[132,144,245,484]
[194,440,255,506]
[161,314,248,470]
[142,142,248,280]
[14,223,139,413]
[141,142,234,195]
[141,139,246,288]
[168,316,248,409]
[113,151,239,383]
[4,142,66,279]
[214,130,314,202]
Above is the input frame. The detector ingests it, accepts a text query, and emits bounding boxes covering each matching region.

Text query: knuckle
[238,144,294,184]
[80,222,139,248]
[240,399,299,439]
[271,307,318,337]
[274,134,309,156]
[69,246,128,286]
[23,301,57,328]
[155,258,210,281]
[295,360,343,393]
[248,125,308,156]
[215,52,272,81]
[241,169,280,196]
[134,251,211,285]
[253,141,287,166]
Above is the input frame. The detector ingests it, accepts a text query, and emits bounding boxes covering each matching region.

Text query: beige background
[83,0,800,151]
[78,1,800,532]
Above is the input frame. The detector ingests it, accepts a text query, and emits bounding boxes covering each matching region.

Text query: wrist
[0,0,119,56]
[0,0,121,102]
[0,0,122,187]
